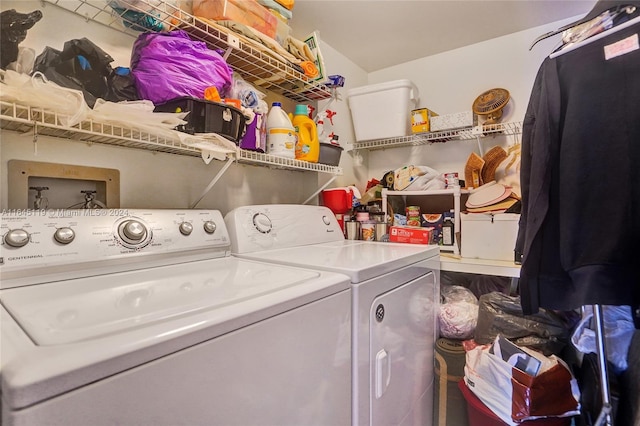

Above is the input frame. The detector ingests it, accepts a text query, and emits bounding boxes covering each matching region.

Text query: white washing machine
[225,204,440,426]
[0,209,351,426]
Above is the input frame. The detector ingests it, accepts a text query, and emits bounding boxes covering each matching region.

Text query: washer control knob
[54,227,75,244]
[253,213,272,234]
[119,220,147,243]
[203,221,217,234]
[179,222,193,236]
[322,215,331,225]
[4,229,29,247]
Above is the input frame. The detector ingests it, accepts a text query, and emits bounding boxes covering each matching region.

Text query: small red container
[321,188,354,215]
[457,380,572,426]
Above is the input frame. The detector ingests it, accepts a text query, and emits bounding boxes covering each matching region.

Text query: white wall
[312,40,369,191]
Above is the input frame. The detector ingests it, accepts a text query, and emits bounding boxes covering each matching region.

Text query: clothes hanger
[550,12,640,58]
[529,0,640,50]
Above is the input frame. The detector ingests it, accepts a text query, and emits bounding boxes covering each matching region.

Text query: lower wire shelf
[0,101,342,175]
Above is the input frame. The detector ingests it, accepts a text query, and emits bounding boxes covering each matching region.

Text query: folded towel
[273,0,294,11]
[284,35,315,62]
[257,0,293,20]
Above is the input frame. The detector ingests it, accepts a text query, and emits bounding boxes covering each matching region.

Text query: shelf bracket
[476,136,484,157]
[223,34,240,60]
[190,157,235,209]
[32,122,39,155]
[303,175,337,205]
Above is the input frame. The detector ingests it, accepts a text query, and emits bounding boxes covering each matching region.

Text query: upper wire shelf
[40,0,333,103]
[352,121,523,150]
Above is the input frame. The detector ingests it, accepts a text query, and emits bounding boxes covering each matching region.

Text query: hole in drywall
[8,160,120,209]
[28,177,107,210]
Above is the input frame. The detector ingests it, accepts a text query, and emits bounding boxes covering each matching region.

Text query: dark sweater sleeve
[515,61,545,261]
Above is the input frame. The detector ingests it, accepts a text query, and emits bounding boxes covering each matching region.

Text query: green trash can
[434,338,469,426]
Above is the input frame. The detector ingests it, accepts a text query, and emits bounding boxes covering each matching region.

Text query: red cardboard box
[389,226,432,244]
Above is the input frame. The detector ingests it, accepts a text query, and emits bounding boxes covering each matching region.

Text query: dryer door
[369,270,437,426]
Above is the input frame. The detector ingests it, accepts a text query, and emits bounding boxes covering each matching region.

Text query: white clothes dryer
[225,204,440,426]
[0,209,351,426]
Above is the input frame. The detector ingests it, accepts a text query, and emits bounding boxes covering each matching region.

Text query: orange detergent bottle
[290,104,319,163]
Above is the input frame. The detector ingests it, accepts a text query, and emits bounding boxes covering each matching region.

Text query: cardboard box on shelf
[192,0,278,39]
[421,213,443,243]
[389,226,433,245]
[430,111,476,131]
[411,108,438,133]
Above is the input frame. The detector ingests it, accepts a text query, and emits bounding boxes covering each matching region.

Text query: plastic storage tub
[154,97,246,143]
[346,79,418,141]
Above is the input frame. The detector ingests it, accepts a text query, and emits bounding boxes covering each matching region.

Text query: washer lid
[1,257,346,346]
[234,240,440,283]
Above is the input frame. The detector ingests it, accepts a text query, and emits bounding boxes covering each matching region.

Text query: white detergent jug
[266,102,296,159]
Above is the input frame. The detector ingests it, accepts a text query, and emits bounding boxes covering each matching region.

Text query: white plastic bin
[461,213,520,261]
[347,79,419,141]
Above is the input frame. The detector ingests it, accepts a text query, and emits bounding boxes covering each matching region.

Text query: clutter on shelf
[464,181,519,213]
[392,165,445,191]
[1,0,344,172]
[107,0,170,32]
[131,30,234,105]
[464,143,521,191]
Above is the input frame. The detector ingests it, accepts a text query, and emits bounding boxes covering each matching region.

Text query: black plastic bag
[474,291,570,356]
[1,9,42,69]
[104,67,139,102]
[33,38,114,107]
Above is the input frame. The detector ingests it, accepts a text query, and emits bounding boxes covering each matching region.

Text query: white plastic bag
[1,70,88,126]
[464,336,580,425]
[439,285,478,339]
[571,305,635,374]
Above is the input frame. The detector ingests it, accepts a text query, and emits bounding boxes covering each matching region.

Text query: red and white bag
[463,336,581,425]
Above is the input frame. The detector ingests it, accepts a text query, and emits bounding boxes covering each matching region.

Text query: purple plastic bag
[130,30,233,104]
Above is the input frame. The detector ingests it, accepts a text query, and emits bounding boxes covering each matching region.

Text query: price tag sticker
[604,33,639,60]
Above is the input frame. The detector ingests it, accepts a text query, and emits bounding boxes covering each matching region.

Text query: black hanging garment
[516,19,640,323]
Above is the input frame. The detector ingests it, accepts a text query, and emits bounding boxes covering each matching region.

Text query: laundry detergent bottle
[267,102,296,158]
[291,104,319,162]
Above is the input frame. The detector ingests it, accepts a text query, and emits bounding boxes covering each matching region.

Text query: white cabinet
[381,187,467,255]
[382,187,521,277]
